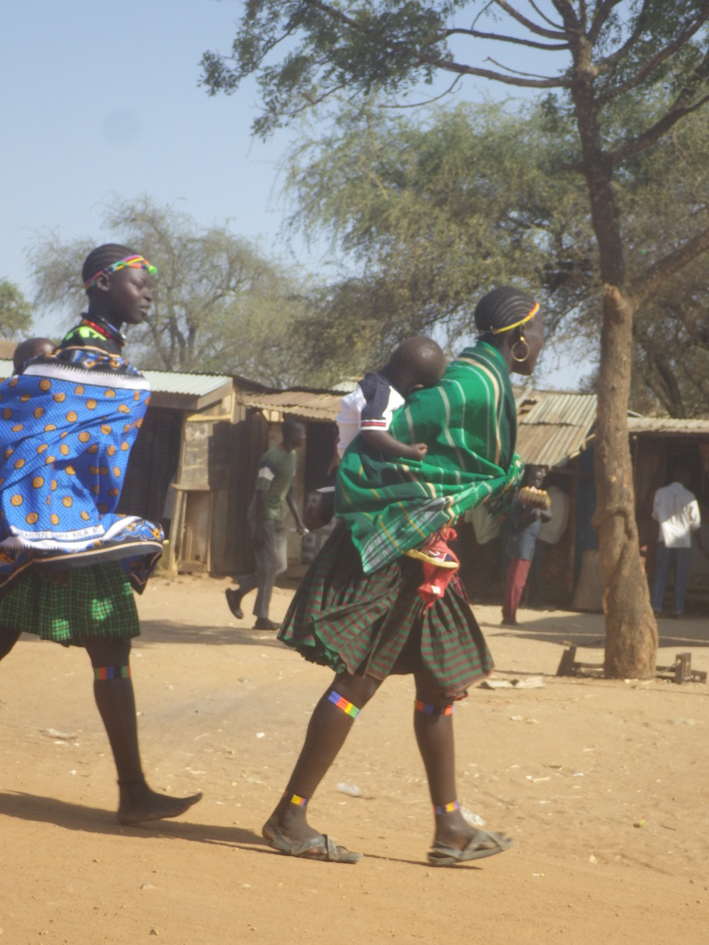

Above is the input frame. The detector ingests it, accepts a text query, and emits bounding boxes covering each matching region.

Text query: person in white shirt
[651,469,708,616]
[336,336,446,460]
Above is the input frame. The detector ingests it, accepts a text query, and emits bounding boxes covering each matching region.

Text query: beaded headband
[490,301,539,334]
[84,255,157,289]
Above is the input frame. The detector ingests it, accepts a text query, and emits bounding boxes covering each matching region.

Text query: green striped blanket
[336,341,523,573]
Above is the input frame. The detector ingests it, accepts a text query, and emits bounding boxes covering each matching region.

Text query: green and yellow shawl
[336,341,523,573]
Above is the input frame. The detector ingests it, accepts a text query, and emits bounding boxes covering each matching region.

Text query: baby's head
[383,336,447,396]
[13,337,56,375]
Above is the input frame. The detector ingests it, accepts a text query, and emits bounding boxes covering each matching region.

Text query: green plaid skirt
[0,561,140,645]
[279,524,493,699]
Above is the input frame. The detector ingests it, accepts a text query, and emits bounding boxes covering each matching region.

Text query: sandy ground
[1,574,708,945]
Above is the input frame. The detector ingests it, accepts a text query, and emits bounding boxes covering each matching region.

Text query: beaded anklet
[283,791,308,807]
[328,691,360,718]
[414,699,454,716]
[434,801,460,815]
[94,665,131,680]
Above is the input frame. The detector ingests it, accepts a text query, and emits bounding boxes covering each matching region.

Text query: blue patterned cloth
[0,346,163,597]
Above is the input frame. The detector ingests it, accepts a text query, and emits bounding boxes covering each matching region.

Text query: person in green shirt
[226,418,307,629]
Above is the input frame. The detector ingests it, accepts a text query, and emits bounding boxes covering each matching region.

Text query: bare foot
[117,778,203,826]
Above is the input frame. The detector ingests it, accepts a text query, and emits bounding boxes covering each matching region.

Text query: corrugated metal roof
[141,370,231,397]
[516,391,598,468]
[239,389,342,422]
[628,417,709,435]
[0,359,231,398]
[518,391,597,427]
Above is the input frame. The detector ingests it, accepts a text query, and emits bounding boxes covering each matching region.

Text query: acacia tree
[284,100,593,377]
[203,1,709,679]
[287,95,709,408]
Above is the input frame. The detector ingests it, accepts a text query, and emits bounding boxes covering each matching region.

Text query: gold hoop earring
[511,336,530,363]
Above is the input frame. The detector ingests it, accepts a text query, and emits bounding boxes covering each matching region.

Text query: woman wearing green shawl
[263,288,544,866]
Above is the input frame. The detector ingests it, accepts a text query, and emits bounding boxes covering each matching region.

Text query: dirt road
[1,575,707,944]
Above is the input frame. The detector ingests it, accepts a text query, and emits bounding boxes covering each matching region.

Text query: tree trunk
[593,285,658,678]
[569,56,659,679]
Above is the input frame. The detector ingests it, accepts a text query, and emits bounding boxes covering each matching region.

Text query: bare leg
[263,671,381,847]
[0,626,22,661]
[413,675,509,855]
[82,637,202,825]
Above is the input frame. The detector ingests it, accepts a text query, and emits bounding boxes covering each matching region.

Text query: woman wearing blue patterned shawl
[0,244,201,826]
[261,287,543,866]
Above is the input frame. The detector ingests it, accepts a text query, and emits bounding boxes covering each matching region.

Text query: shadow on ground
[0,790,268,852]
[0,791,432,867]
[137,621,288,648]
[479,608,709,649]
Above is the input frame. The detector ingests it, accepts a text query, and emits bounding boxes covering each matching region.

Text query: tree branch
[301,0,570,84]
[377,74,464,108]
[599,10,709,105]
[550,0,580,29]
[595,0,651,74]
[576,0,588,30]
[609,92,709,166]
[374,46,571,90]
[528,0,565,30]
[588,0,625,44]
[484,56,564,80]
[492,0,569,39]
[443,27,569,50]
[630,223,709,304]
[652,350,686,418]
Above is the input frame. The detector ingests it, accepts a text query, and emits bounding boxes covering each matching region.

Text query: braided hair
[474,286,538,343]
[82,243,138,289]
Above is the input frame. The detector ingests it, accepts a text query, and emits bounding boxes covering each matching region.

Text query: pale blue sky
[1,0,585,387]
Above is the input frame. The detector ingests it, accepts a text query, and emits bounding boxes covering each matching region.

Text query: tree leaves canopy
[202,2,709,408]
[0,278,33,340]
[280,92,709,414]
[284,98,592,374]
[202,2,709,142]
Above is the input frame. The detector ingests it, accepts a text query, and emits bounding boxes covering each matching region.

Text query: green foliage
[28,197,321,387]
[202,2,709,141]
[202,2,459,136]
[203,0,709,316]
[630,262,709,418]
[282,99,592,374]
[0,278,33,339]
[281,89,709,407]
